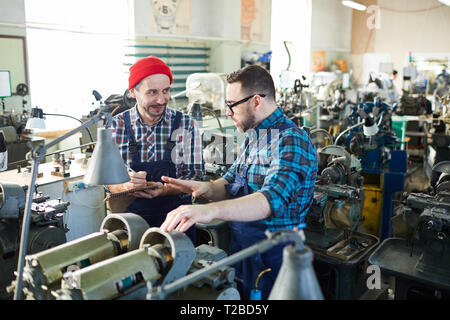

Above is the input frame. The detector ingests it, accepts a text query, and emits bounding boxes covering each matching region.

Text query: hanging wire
[283,41,292,71]
[379,4,444,14]
[254,268,272,292]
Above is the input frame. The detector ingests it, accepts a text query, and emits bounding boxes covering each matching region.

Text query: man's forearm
[205,178,231,202]
[207,192,271,222]
[107,182,180,196]
[106,183,128,194]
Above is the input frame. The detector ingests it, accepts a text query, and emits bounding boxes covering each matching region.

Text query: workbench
[0,157,107,241]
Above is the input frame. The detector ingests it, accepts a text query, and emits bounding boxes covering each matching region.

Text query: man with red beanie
[106,56,204,244]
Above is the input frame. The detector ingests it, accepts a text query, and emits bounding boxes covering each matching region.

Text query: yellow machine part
[362,185,383,237]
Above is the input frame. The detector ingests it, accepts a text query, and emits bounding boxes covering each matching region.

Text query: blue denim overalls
[122,110,196,243]
[225,121,297,300]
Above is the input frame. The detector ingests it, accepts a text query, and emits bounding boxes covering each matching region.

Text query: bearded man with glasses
[160,65,318,300]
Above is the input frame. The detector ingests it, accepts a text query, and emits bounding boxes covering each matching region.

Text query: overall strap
[123,111,140,165]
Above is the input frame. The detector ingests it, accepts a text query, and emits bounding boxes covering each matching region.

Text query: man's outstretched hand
[161,176,212,199]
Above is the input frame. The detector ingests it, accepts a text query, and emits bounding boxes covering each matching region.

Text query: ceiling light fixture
[342,0,367,11]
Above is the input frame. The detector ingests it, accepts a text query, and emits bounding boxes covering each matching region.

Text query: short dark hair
[226,65,276,101]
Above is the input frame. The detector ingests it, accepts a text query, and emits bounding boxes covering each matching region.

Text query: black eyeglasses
[225,94,266,113]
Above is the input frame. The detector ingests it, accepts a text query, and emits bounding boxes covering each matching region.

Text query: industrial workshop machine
[321,89,357,138]
[7,212,149,300]
[51,228,239,300]
[393,161,450,240]
[80,89,136,146]
[277,76,311,128]
[0,83,42,170]
[369,161,450,299]
[10,223,324,300]
[427,95,450,168]
[184,72,237,180]
[304,145,379,299]
[0,181,69,299]
[305,145,365,249]
[185,73,226,117]
[337,98,407,241]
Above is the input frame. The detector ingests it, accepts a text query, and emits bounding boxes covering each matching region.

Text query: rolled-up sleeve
[222,161,237,183]
[259,129,318,219]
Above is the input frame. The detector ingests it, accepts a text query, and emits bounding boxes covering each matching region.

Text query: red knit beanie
[128,56,173,90]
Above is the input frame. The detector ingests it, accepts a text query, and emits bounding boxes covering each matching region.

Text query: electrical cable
[283,41,292,71]
[335,121,364,145]
[202,109,224,133]
[44,113,94,143]
[254,268,271,293]
[379,4,444,14]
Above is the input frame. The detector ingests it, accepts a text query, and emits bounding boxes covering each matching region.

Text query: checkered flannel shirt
[110,106,204,181]
[223,107,318,231]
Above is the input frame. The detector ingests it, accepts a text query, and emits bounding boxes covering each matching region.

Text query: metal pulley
[15,213,149,299]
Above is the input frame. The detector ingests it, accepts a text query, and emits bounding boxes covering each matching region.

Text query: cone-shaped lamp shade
[269,245,324,300]
[83,128,130,185]
[25,117,46,130]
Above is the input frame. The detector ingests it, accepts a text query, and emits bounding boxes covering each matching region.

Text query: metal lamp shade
[269,245,324,300]
[25,117,46,130]
[363,123,379,136]
[83,127,130,185]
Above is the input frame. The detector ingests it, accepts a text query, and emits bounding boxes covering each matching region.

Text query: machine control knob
[437,232,446,240]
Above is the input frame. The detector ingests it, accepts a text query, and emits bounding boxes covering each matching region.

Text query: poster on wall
[241,0,265,42]
[150,0,192,34]
[312,50,326,72]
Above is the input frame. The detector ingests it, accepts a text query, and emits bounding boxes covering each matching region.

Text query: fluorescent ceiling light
[438,0,450,6]
[342,0,367,11]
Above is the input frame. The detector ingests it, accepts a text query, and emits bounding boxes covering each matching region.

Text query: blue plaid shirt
[223,107,318,231]
[111,106,204,180]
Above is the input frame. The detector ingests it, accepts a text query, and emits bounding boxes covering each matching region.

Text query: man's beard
[238,108,256,133]
[143,103,166,118]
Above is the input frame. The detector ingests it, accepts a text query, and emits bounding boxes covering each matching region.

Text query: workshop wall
[311,0,353,70]
[350,0,450,86]
[374,0,450,88]
[0,0,29,113]
[132,0,272,74]
[0,0,25,36]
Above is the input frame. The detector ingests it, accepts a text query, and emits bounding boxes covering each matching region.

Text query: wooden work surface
[0,159,88,187]
[32,129,75,140]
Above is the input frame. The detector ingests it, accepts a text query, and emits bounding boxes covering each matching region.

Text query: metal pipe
[335,121,364,145]
[13,158,39,300]
[44,113,94,143]
[148,230,304,299]
[44,142,96,157]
